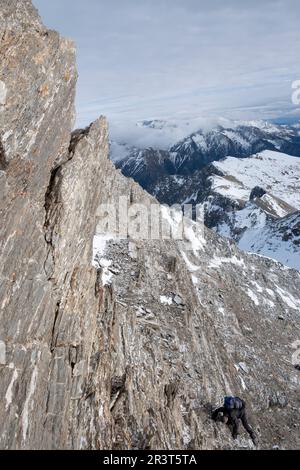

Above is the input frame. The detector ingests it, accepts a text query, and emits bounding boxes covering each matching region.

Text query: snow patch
[93,234,116,286]
[219,307,225,317]
[264,298,275,308]
[161,205,183,240]
[212,150,300,210]
[251,281,263,293]
[184,222,206,254]
[180,251,200,272]
[99,258,114,286]
[266,288,275,298]
[5,369,18,410]
[208,255,245,269]
[0,81,7,106]
[22,366,38,442]
[93,234,114,264]
[160,295,173,306]
[238,212,300,272]
[239,376,247,390]
[0,340,6,365]
[261,193,289,218]
[247,289,260,306]
[275,286,300,310]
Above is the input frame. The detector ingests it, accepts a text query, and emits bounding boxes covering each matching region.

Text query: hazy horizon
[34,0,300,134]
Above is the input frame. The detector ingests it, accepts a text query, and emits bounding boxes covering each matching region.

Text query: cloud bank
[34,0,300,138]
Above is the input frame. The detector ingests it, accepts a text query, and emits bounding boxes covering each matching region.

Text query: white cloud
[34,0,300,130]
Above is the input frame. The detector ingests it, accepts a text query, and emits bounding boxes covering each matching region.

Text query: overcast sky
[34,0,300,132]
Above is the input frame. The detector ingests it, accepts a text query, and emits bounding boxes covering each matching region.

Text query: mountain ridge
[111,126,300,271]
[0,0,300,450]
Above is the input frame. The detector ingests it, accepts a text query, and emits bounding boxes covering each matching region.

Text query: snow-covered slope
[210,150,300,211]
[238,211,300,271]
[205,151,300,270]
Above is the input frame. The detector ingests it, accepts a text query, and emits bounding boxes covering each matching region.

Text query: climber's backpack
[224,396,244,410]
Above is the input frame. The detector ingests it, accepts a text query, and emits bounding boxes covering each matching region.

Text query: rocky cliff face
[0,1,300,450]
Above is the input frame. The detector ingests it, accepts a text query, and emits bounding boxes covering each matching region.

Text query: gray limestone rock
[0,0,300,451]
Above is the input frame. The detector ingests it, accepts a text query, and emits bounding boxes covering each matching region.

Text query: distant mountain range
[110,121,300,270]
[111,121,300,191]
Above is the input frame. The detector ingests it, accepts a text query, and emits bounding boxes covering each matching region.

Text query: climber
[212,396,257,445]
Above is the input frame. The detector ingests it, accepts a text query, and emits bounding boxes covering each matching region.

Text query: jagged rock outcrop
[0,0,107,449]
[101,229,300,450]
[0,1,300,450]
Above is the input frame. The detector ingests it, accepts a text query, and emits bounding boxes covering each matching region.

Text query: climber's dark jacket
[212,402,256,442]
